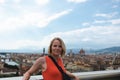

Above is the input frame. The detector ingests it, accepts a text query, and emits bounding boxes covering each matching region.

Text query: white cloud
[27,9,72,28]
[0,0,21,4]
[0,0,5,4]
[109,19,120,24]
[38,9,72,27]
[42,26,120,48]
[0,12,46,33]
[95,12,118,18]
[95,13,110,18]
[67,0,87,3]
[93,18,120,25]
[0,9,73,49]
[82,22,90,26]
[0,39,41,50]
[81,38,91,42]
[112,5,118,8]
[35,0,50,6]
[45,26,120,43]
[93,20,106,24]
[0,25,120,50]
[12,0,21,4]
[48,9,72,21]
[0,9,72,33]
[112,0,120,2]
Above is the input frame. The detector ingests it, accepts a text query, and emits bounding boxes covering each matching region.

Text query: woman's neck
[50,54,60,61]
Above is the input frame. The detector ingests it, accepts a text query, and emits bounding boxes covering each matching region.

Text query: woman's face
[51,39,62,56]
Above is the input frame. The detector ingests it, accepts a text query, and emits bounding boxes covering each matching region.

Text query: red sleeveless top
[42,56,65,80]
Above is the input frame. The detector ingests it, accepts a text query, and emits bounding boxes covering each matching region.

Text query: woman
[22,37,79,80]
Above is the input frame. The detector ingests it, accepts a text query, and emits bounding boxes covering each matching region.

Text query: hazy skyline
[0,0,120,51]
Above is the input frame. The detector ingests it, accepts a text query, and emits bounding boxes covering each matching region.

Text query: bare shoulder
[35,56,46,65]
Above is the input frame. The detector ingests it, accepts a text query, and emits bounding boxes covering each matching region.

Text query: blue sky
[0,0,120,51]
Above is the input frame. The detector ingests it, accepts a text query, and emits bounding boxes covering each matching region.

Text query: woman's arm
[22,56,45,80]
[66,71,80,80]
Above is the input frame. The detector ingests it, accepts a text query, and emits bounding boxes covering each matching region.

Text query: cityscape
[0,0,120,80]
[0,47,120,78]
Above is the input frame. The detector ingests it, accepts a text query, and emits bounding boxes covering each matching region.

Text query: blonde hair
[48,37,66,57]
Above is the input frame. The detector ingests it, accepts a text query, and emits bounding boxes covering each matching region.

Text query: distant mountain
[67,46,120,54]
[95,46,120,53]
[0,46,120,54]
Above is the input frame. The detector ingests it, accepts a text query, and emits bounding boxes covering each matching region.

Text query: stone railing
[0,70,120,80]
